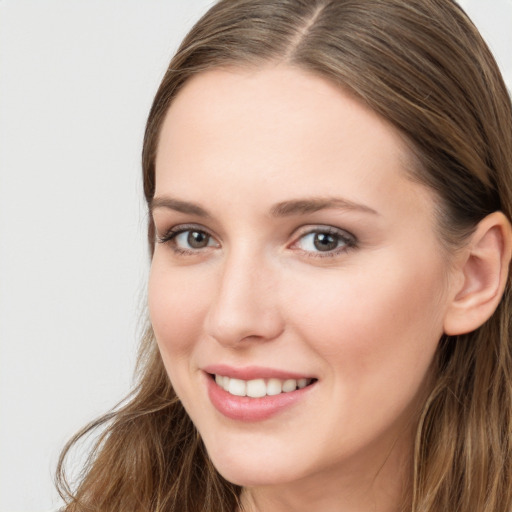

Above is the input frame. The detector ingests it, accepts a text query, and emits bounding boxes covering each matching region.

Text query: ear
[443,211,512,336]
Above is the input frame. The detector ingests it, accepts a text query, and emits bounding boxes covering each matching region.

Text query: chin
[213,459,296,488]
[203,436,309,488]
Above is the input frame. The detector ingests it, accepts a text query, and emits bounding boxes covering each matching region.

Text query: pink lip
[202,366,317,422]
[203,364,314,381]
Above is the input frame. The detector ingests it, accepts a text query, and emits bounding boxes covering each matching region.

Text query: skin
[148,65,464,512]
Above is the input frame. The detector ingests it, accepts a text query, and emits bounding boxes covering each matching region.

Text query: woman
[57,0,512,511]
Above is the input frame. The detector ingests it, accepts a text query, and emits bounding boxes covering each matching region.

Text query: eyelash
[156,224,358,258]
[291,226,357,258]
[156,224,218,256]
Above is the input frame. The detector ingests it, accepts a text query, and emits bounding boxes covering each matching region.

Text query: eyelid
[156,223,220,250]
[289,225,357,257]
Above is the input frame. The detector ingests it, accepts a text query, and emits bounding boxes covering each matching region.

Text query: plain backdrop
[0,1,510,511]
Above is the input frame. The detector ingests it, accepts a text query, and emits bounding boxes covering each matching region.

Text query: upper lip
[202,364,315,381]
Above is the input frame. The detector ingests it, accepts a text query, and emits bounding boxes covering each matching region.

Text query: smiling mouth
[211,373,316,398]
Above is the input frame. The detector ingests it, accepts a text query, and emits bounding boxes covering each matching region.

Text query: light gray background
[0,1,510,511]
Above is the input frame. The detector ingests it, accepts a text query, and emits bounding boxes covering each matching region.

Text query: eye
[175,230,215,249]
[157,225,219,254]
[292,227,356,256]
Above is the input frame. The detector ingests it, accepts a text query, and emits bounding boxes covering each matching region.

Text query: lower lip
[205,373,316,422]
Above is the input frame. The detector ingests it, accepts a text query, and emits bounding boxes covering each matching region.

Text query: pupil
[314,233,337,251]
[188,231,209,248]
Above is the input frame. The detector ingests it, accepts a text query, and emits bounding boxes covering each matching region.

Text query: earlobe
[443,211,512,336]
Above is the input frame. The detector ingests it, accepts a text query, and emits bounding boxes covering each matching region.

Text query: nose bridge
[205,243,283,346]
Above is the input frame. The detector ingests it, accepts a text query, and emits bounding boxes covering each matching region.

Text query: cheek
[148,257,211,360]
[281,255,447,395]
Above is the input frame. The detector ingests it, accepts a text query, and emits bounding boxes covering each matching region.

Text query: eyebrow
[150,196,211,217]
[150,195,378,217]
[270,197,378,217]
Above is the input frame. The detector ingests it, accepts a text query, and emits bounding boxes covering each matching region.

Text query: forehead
[154,65,430,221]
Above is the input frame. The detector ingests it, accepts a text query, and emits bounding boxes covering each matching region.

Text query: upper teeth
[215,375,311,398]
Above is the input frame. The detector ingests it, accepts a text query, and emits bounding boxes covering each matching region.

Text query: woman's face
[149,66,455,493]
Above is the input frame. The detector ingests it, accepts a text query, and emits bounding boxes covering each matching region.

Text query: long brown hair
[57,1,512,510]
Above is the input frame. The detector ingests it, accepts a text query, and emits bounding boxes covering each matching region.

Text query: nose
[204,249,284,347]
